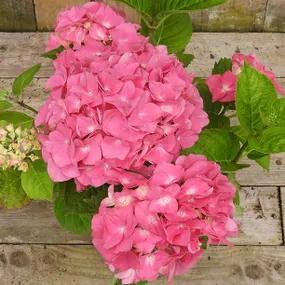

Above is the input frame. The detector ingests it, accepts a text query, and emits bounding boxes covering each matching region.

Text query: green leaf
[195,78,222,115]
[220,162,250,173]
[0,100,13,111]
[12,64,41,96]
[236,64,277,134]
[176,52,194,67]
[255,155,270,170]
[41,46,65,59]
[233,189,243,216]
[0,89,9,98]
[212,57,232,75]
[230,125,248,143]
[226,173,243,216]
[0,111,33,128]
[151,13,192,54]
[207,113,230,129]
[0,169,29,209]
[113,279,122,285]
[259,98,285,127]
[54,181,108,234]
[115,0,153,15]
[185,0,226,10]
[140,17,150,36]
[155,0,226,12]
[21,159,54,201]
[182,129,240,163]
[247,151,270,170]
[250,127,285,154]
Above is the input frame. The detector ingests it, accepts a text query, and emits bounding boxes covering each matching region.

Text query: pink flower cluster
[206,53,285,103]
[36,2,208,190]
[92,154,238,284]
[37,3,238,283]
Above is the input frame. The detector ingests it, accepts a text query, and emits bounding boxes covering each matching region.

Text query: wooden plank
[0,33,50,78]
[237,154,285,186]
[0,201,89,244]
[230,187,281,245]
[0,33,285,78]
[34,0,88,31]
[0,187,281,245]
[264,0,285,32]
[0,0,36,32]
[0,78,48,114]
[188,33,285,79]
[0,244,285,285]
[191,0,267,32]
[33,0,285,32]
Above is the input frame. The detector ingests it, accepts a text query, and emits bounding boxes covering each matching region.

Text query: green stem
[141,15,156,30]
[17,101,38,114]
[233,141,248,163]
[219,107,227,116]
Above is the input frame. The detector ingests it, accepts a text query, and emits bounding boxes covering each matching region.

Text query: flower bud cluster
[0,125,40,172]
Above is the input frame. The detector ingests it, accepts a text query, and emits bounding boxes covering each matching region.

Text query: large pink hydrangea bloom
[92,154,238,284]
[36,2,208,190]
[206,53,285,103]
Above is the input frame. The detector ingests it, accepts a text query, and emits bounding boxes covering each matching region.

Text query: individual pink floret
[206,71,237,102]
[92,154,238,284]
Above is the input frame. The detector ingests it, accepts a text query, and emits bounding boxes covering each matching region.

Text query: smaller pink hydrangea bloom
[206,53,285,103]
[92,155,238,284]
[206,71,237,102]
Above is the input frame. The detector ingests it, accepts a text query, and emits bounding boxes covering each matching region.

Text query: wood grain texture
[0,201,89,244]
[34,0,88,31]
[0,0,36,32]
[191,0,267,32]
[0,187,281,245]
[264,0,285,32]
[0,244,285,285]
[237,153,285,186]
[0,33,284,78]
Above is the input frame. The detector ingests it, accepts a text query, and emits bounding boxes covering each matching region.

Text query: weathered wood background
[0,32,285,284]
[0,0,284,32]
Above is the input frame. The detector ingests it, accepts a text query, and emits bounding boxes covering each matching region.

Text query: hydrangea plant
[0,1,285,284]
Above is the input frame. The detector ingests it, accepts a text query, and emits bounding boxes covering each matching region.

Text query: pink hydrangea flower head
[232,53,285,96]
[36,3,208,190]
[206,71,236,102]
[92,155,238,284]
